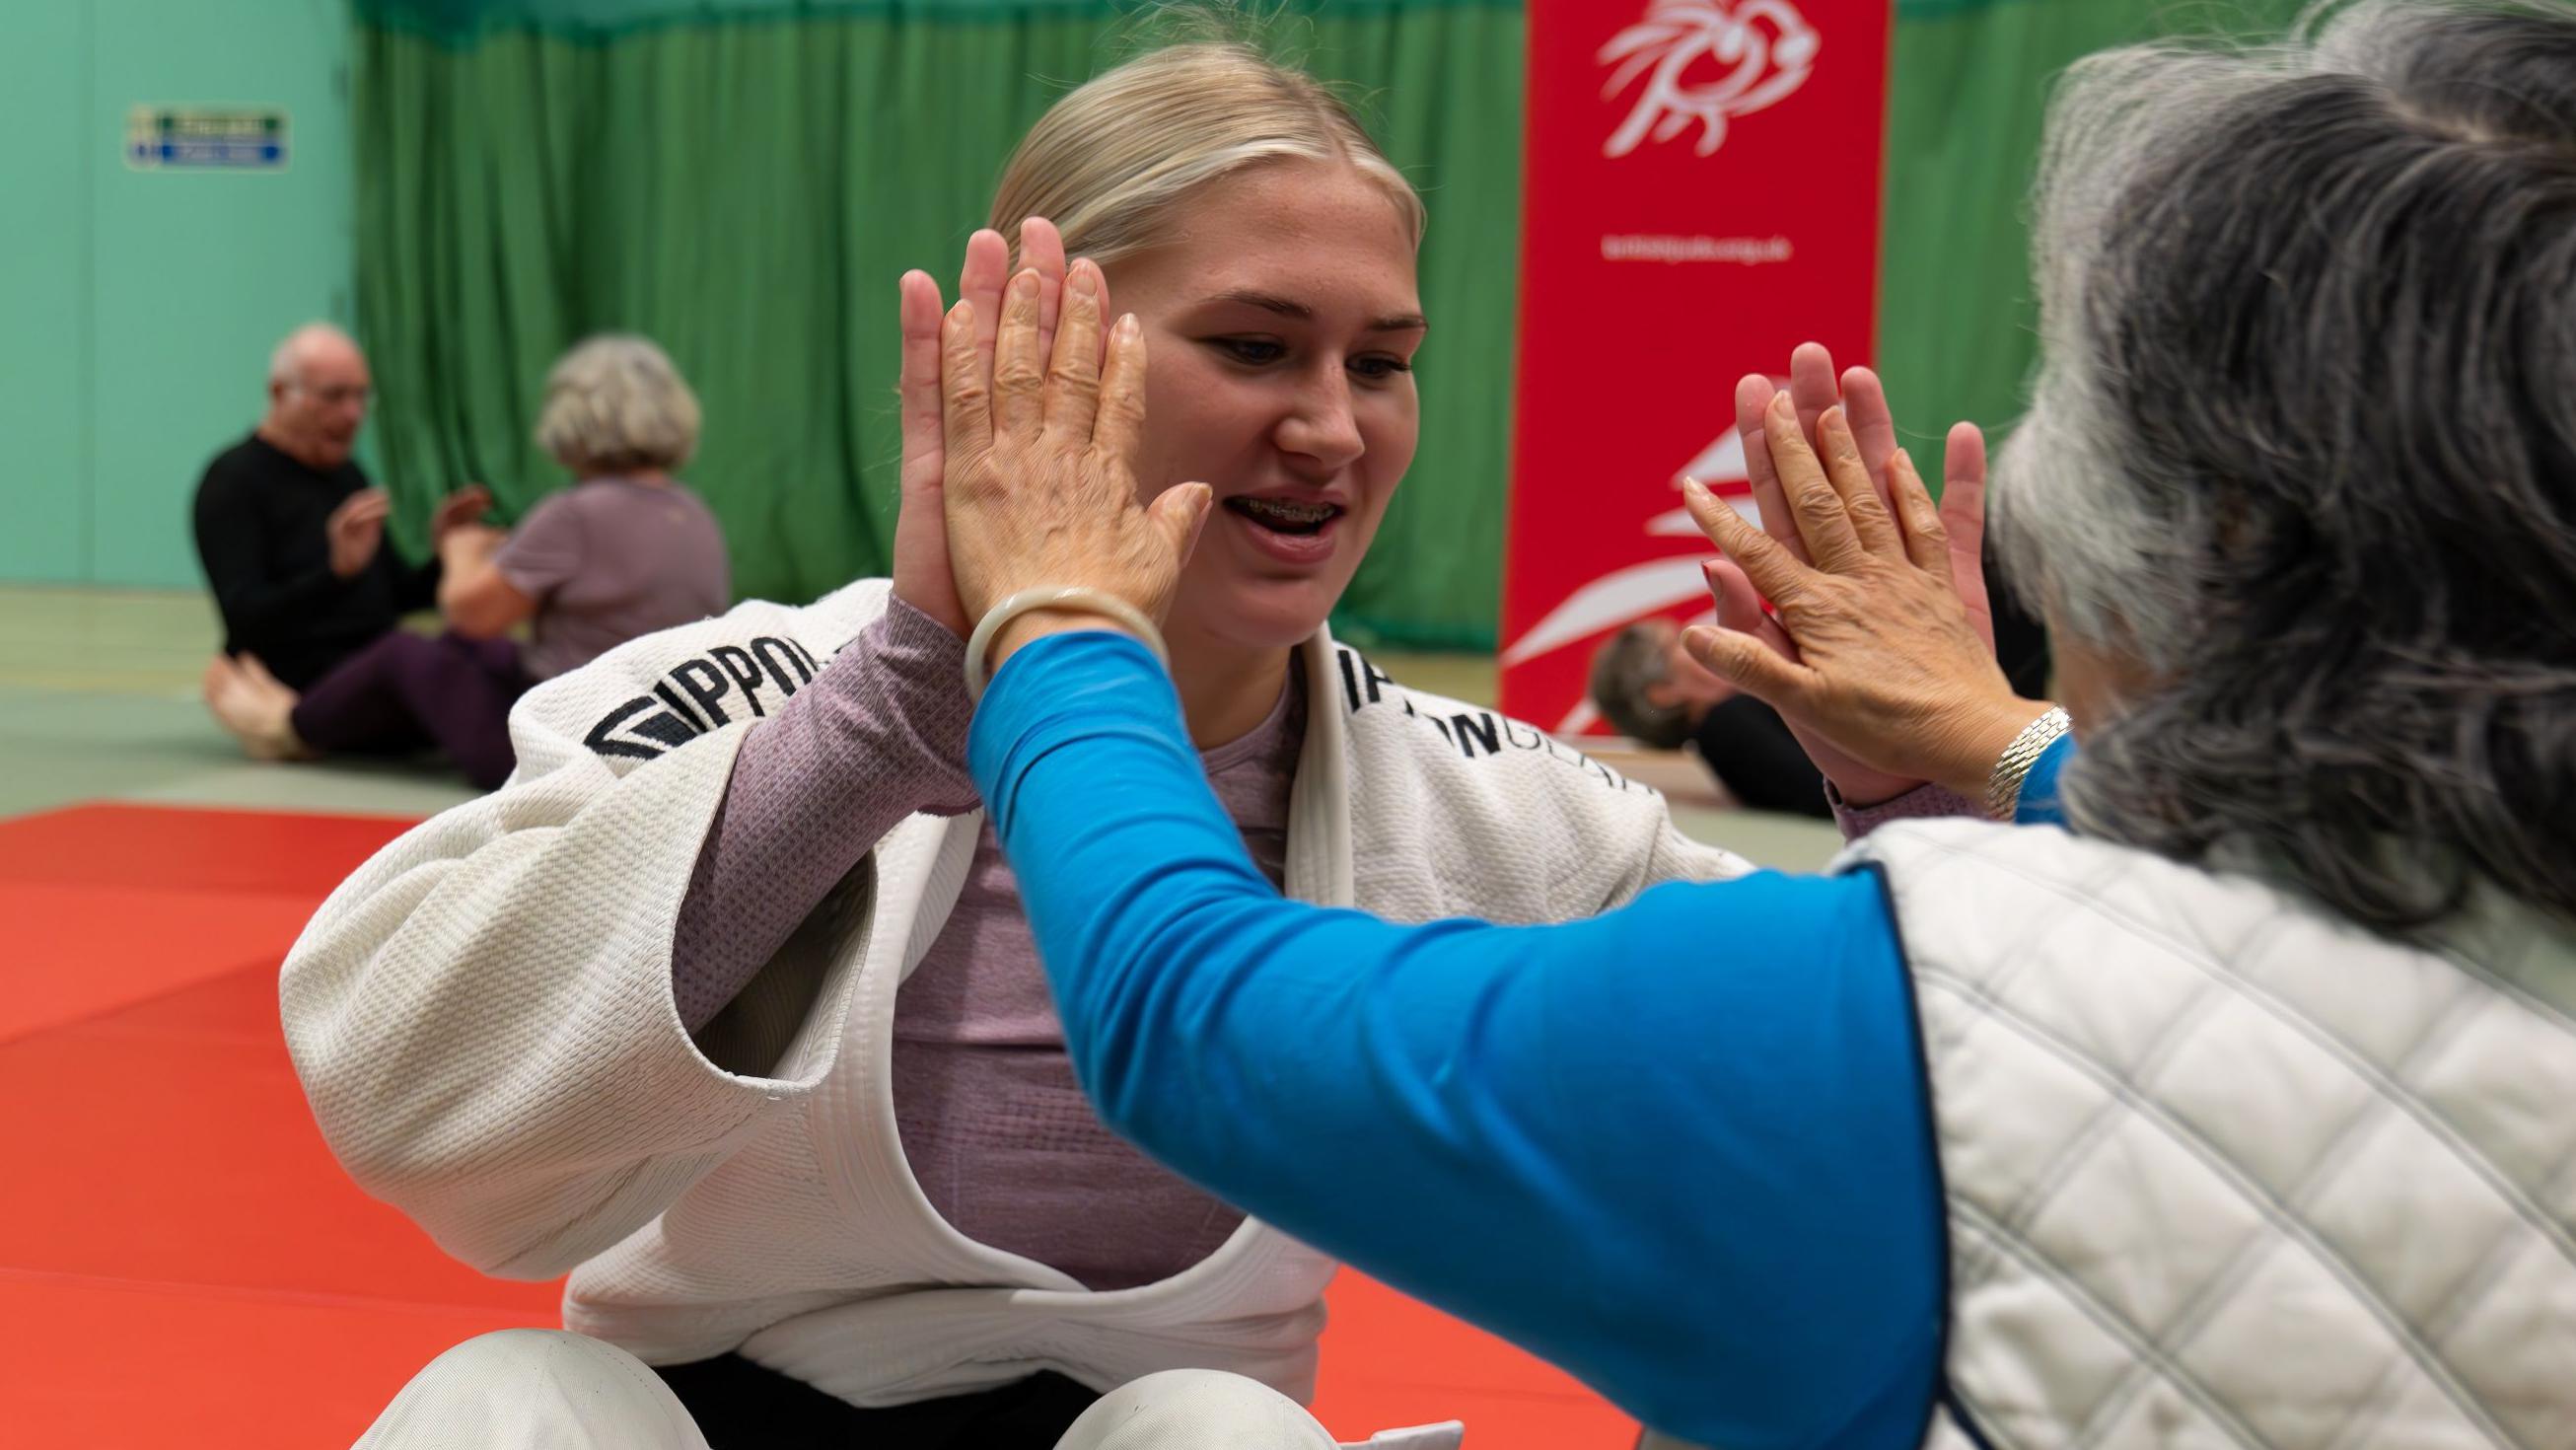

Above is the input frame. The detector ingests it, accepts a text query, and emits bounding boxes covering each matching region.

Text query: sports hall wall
[0,0,2305,646]
[0,0,355,590]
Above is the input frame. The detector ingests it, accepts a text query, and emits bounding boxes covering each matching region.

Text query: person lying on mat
[291,30,1761,1450]
[944,3,2576,1446]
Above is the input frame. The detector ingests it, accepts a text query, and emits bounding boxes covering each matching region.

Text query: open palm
[1712,343,1992,805]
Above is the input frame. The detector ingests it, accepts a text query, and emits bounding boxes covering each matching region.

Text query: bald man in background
[191,324,488,705]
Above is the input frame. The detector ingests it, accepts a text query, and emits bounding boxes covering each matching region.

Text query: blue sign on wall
[125,106,288,170]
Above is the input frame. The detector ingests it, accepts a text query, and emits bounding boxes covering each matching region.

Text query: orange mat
[0,804,1633,1447]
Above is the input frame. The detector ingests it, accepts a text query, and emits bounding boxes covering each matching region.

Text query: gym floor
[0,584,1839,1446]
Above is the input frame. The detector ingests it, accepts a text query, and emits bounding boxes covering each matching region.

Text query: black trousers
[656,1355,1099,1449]
[1689,695,1833,819]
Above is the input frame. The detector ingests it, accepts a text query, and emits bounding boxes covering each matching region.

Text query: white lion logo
[1599,0,1821,159]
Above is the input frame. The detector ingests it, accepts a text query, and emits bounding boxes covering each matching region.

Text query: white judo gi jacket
[282,579,1751,1407]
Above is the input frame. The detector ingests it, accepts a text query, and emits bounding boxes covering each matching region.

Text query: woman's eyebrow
[1200,288,1426,333]
[1203,288,1310,319]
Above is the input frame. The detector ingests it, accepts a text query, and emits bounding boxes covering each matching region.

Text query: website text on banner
[1499,0,1891,733]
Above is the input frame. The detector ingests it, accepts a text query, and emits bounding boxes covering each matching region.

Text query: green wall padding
[1876,0,2314,487]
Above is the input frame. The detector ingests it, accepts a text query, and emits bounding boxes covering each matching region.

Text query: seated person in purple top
[205,333,731,789]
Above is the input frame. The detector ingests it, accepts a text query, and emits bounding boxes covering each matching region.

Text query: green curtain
[1876,0,2312,485]
[353,0,1522,650]
[355,0,2314,650]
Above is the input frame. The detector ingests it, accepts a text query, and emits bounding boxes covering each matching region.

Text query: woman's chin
[1179,576,1346,656]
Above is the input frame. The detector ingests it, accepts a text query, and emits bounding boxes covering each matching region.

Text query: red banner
[1499,0,1893,731]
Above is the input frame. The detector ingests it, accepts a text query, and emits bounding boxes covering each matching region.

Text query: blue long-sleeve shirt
[969,632,2069,1447]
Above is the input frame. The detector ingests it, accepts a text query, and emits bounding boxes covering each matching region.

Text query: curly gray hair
[535,334,701,476]
[1990,0,2576,933]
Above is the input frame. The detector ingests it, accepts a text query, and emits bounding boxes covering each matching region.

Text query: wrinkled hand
[326,488,392,580]
[429,484,494,546]
[941,257,1212,662]
[894,219,1074,635]
[1682,394,2044,799]
[1713,343,1994,804]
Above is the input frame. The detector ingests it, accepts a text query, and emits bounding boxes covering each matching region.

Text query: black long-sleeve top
[190,434,440,691]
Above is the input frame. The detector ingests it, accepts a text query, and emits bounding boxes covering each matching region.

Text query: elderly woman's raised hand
[894,220,1074,636]
[939,254,1213,673]
[428,484,494,547]
[1682,392,2048,800]
[1720,346,1999,805]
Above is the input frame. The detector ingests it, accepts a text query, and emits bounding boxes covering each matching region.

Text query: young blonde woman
[297,38,1754,1448]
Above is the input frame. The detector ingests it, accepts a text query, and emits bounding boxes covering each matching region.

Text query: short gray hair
[1589,623,1692,749]
[535,334,701,475]
[269,322,360,388]
[1991,0,2576,933]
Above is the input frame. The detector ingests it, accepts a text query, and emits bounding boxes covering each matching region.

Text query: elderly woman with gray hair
[210,333,729,787]
[923,1,2576,1445]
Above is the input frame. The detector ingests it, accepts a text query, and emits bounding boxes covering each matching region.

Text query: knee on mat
[1055,1369,1338,1450]
[412,1327,597,1377]
[357,1330,704,1450]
